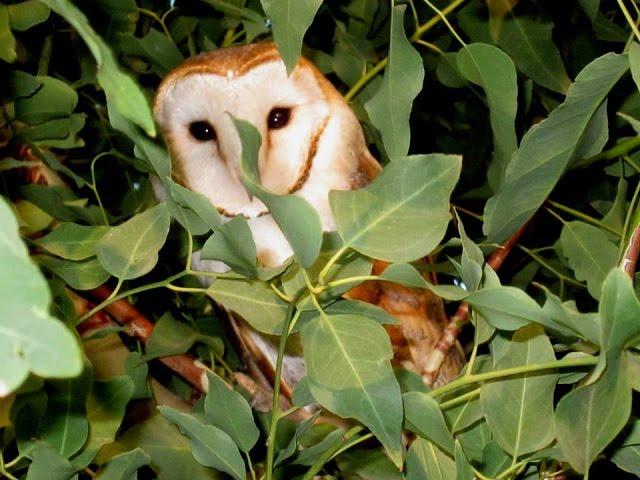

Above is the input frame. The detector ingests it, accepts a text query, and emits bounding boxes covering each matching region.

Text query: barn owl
[154,42,380,268]
[154,43,464,388]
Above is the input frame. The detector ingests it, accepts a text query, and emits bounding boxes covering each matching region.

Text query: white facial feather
[155,46,379,267]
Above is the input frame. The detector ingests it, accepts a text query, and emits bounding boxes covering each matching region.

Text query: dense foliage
[2,0,640,478]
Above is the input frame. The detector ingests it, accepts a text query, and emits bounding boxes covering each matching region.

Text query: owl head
[154,43,379,267]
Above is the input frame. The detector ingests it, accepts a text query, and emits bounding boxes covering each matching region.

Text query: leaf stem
[546,200,621,236]
[420,0,467,47]
[264,290,305,480]
[244,451,256,480]
[317,245,349,285]
[270,281,293,302]
[575,136,640,168]
[429,355,597,399]
[616,0,640,42]
[439,387,480,409]
[77,272,186,322]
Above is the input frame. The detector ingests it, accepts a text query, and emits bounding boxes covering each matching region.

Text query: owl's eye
[267,107,291,130]
[189,121,217,142]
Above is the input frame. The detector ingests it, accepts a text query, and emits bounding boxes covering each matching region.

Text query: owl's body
[155,43,378,267]
[154,43,463,388]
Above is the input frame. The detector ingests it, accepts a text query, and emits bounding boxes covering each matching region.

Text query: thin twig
[621,224,640,278]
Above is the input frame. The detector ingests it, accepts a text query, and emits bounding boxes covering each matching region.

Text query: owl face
[155,43,379,267]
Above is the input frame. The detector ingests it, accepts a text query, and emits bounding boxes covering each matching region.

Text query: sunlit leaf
[330,155,461,262]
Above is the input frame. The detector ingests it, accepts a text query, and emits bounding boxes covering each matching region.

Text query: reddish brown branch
[622,225,640,279]
[422,224,528,385]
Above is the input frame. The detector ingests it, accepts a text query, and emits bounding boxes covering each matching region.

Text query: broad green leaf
[496,16,571,94]
[611,417,640,476]
[7,1,50,30]
[403,392,455,455]
[297,299,398,332]
[41,0,156,136]
[106,102,169,177]
[540,287,600,343]
[484,53,629,242]
[14,75,77,124]
[336,448,402,479]
[96,448,150,480]
[74,376,135,467]
[119,29,184,76]
[599,268,640,367]
[560,221,618,300]
[300,313,403,467]
[204,371,259,453]
[457,43,518,190]
[167,179,258,276]
[234,118,323,268]
[555,359,632,474]
[292,376,315,407]
[26,444,76,480]
[0,198,83,395]
[630,43,640,92]
[115,414,220,480]
[260,0,323,73]
[96,203,170,280]
[466,286,547,330]
[455,440,474,480]
[35,223,109,261]
[293,428,343,466]
[480,325,557,459]
[144,313,223,361]
[405,437,457,480]
[578,0,600,21]
[39,368,92,458]
[364,5,424,159]
[37,256,110,290]
[0,6,16,62]
[574,101,609,160]
[330,154,461,262]
[207,278,287,334]
[274,411,319,466]
[379,263,467,300]
[158,406,245,480]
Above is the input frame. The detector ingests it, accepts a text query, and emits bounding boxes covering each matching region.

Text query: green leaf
[364,5,424,159]
[496,16,571,94]
[41,0,156,136]
[455,440,474,480]
[611,417,640,476]
[466,286,547,330]
[405,437,456,480]
[39,368,92,458]
[96,203,170,280]
[259,0,323,73]
[456,43,518,190]
[74,376,135,467]
[378,263,467,301]
[300,313,403,467]
[630,43,640,92]
[115,414,220,480]
[555,359,632,474]
[274,412,319,466]
[207,278,287,334]
[14,75,78,124]
[560,221,618,300]
[484,53,629,242]
[96,448,150,480]
[234,118,323,268]
[119,29,184,76]
[599,268,640,366]
[403,392,455,455]
[26,444,76,480]
[144,313,222,361]
[7,0,50,30]
[158,406,245,480]
[0,6,16,63]
[37,255,111,290]
[35,223,109,261]
[480,325,557,459]
[204,371,259,453]
[0,197,83,395]
[330,154,461,262]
